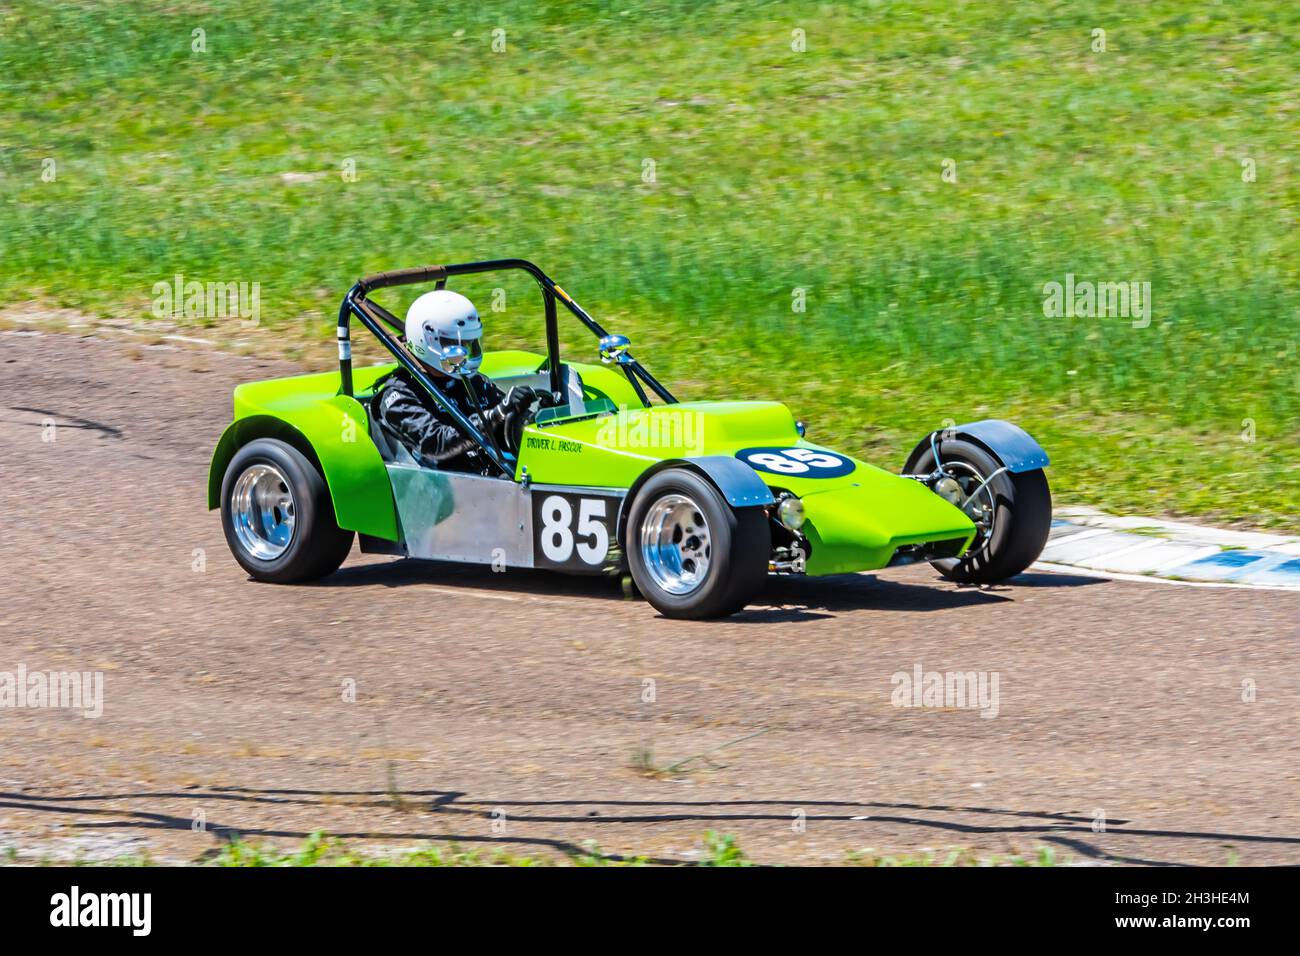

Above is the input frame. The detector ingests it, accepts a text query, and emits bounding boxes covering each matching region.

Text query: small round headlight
[776,496,805,532]
[933,476,964,506]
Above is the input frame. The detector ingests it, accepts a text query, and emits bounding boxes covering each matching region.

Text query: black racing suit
[373,367,511,474]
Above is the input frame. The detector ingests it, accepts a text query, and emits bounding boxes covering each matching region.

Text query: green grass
[5,831,1064,866]
[209,831,573,867]
[2,0,1296,527]
[207,829,750,866]
[845,846,1060,867]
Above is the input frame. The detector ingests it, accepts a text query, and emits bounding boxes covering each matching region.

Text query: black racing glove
[505,385,541,412]
[484,385,541,426]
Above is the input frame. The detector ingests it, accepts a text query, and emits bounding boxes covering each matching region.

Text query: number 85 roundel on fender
[735,446,856,479]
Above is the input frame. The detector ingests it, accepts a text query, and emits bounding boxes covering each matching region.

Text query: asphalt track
[1,331,1296,865]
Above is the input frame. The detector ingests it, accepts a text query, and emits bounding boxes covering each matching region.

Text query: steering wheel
[501,404,529,456]
[501,390,561,456]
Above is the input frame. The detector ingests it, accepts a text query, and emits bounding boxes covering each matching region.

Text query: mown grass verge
[2,1,1296,527]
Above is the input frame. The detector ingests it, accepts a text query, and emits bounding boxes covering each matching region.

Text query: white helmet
[404,289,483,376]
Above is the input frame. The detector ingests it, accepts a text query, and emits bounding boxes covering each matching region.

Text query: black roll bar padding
[355,264,449,294]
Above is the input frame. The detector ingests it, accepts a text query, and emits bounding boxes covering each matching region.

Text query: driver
[373,289,540,473]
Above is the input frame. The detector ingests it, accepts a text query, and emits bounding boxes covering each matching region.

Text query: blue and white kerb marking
[1037,508,1300,590]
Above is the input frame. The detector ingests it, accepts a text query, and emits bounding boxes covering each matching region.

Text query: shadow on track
[302,558,1103,621]
[2,785,1290,867]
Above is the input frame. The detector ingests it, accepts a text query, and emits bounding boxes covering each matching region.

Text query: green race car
[209,259,1052,618]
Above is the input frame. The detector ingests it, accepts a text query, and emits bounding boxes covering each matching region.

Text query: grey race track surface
[1,332,1297,865]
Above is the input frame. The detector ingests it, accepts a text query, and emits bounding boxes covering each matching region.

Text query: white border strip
[1031,560,1300,591]
[1035,510,1300,590]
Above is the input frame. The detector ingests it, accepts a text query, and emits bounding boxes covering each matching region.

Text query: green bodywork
[209,349,976,575]
[208,363,400,539]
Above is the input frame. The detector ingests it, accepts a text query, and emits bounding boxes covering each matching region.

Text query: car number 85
[533,492,617,570]
[736,446,855,478]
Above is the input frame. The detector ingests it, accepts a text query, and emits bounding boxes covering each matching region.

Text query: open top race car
[209,259,1052,618]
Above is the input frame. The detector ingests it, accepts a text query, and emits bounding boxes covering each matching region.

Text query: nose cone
[799,475,976,575]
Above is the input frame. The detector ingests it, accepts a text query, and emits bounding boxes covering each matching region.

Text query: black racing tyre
[625,468,770,619]
[909,439,1051,584]
[220,438,354,583]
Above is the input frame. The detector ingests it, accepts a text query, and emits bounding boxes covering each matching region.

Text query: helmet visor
[439,336,481,361]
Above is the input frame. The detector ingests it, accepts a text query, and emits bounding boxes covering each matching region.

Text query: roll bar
[354,265,448,294]
[336,258,676,477]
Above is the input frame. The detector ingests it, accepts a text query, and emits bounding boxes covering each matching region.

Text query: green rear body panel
[208,364,400,540]
[209,349,976,572]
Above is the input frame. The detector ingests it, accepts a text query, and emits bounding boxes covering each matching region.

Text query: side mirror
[598,333,632,365]
[442,344,470,376]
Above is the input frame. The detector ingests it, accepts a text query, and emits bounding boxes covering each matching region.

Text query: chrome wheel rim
[939,461,997,555]
[639,493,712,595]
[231,463,296,560]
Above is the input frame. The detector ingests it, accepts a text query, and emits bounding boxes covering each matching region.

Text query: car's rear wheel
[909,439,1051,584]
[625,469,769,618]
[220,438,354,583]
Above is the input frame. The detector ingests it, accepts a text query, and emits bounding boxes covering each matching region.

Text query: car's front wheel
[909,439,1051,584]
[625,468,770,619]
[220,438,354,583]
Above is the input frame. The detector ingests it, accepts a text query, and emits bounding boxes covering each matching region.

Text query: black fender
[903,419,1050,476]
[616,455,774,549]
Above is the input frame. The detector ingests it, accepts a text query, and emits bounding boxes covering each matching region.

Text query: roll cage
[336,258,677,477]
